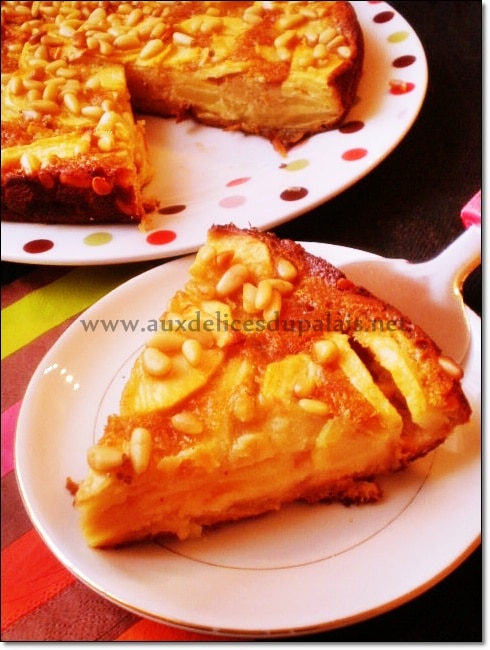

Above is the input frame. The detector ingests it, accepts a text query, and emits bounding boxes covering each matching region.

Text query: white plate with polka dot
[1,1,428,266]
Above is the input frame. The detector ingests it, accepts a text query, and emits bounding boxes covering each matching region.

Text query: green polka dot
[283,159,309,172]
[83,232,113,246]
[388,31,409,43]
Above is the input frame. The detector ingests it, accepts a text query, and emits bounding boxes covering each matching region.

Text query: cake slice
[71,225,471,547]
[1,1,363,225]
[1,47,152,224]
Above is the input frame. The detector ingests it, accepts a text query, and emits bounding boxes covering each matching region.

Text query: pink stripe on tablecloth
[2,401,21,478]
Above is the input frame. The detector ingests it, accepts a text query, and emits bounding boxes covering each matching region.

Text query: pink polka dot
[219,195,246,208]
[23,239,54,254]
[341,148,368,161]
[226,177,251,187]
[146,230,177,245]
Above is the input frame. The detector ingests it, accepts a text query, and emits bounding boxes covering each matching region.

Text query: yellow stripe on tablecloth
[1,263,151,360]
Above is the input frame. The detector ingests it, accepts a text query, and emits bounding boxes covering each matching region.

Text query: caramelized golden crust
[1,1,363,224]
[72,225,471,547]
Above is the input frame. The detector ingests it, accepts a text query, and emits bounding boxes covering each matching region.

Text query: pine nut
[181,338,202,367]
[30,98,60,114]
[438,355,464,381]
[173,31,193,47]
[63,92,80,114]
[313,43,327,59]
[263,289,282,322]
[97,134,116,152]
[268,279,294,295]
[254,279,273,310]
[114,33,140,50]
[242,283,259,314]
[143,346,173,377]
[298,398,329,416]
[87,445,125,471]
[276,14,305,31]
[196,243,216,265]
[146,331,185,352]
[129,427,152,474]
[293,376,316,399]
[139,38,165,60]
[171,412,203,435]
[312,339,338,365]
[216,264,249,297]
[274,30,296,50]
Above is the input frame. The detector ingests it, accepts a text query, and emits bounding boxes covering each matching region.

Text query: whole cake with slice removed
[69,225,471,548]
[1,1,363,225]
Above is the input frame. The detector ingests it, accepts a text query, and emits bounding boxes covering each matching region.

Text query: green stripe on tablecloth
[1,263,151,360]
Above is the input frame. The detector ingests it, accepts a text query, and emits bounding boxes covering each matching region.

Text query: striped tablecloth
[2,260,229,641]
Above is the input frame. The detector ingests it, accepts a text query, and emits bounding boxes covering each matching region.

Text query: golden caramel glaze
[1,1,363,224]
[72,225,471,547]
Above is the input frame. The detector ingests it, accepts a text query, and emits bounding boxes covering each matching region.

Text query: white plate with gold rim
[15,242,481,637]
[2,1,428,265]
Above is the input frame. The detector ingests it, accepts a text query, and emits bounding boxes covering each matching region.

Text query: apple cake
[1,1,364,225]
[70,224,471,547]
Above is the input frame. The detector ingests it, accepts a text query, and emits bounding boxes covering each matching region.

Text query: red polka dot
[339,120,365,134]
[280,187,308,201]
[23,239,54,254]
[158,204,186,215]
[373,11,395,23]
[341,148,368,161]
[393,55,416,68]
[146,230,177,245]
[389,80,415,95]
[226,177,251,187]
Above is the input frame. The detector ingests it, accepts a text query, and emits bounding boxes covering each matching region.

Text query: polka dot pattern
[4,1,427,265]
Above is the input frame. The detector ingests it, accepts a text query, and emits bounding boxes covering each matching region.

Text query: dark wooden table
[2,1,481,641]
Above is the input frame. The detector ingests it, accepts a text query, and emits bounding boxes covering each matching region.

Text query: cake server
[340,195,481,365]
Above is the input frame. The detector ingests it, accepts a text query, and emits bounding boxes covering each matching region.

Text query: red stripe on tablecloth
[1,528,76,631]
[116,617,228,641]
[1,400,20,478]
[1,580,138,642]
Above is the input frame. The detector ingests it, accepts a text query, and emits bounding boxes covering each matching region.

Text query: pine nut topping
[87,445,125,472]
[293,376,316,399]
[312,339,338,365]
[139,38,165,60]
[254,279,273,310]
[263,289,282,322]
[298,398,329,416]
[171,412,203,435]
[143,346,173,377]
[181,338,202,367]
[438,355,464,381]
[216,264,249,297]
[243,283,260,314]
[147,331,185,352]
[129,427,152,474]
